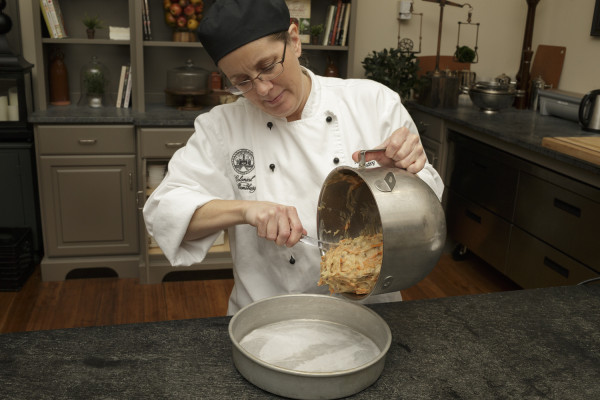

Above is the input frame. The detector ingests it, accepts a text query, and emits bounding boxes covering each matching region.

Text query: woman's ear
[288,23,302,57]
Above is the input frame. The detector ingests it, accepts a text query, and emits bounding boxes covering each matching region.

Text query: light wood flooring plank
[1,251,518,333]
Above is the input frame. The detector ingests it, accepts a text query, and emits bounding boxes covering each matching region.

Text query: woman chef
[143,0,444,315]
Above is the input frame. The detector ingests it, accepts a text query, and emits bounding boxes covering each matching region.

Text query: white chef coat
[143,68,444,315]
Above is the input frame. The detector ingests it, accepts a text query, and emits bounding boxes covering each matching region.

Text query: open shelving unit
[29,0,356,114]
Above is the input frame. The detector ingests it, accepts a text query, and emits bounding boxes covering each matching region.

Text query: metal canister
[529,75,546,111]
[316,150,446,300]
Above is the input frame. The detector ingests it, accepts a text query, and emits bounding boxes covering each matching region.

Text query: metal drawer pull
[165,142,184,149]
[465,208,482,224]
[553,198,581,218]
[543,256,569,279]
[78,139,97,145]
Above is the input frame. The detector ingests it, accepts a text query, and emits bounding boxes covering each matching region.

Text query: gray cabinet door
[39,155,138,257]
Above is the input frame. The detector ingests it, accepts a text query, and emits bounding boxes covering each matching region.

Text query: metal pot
[316,150,446,300]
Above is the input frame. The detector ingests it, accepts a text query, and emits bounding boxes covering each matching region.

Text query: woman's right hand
[243,201,306,247]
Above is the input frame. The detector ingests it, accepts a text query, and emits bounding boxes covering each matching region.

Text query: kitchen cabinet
[446,131,600,288]
[35,125,139,281]
[137,127,232,284]
[408,108,448,183]
[27,0,357,113]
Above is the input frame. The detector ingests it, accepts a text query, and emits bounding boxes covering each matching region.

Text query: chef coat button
[333,157,339,164]
[326,116,332,123]
[289,256,296,264]
[269,164,275,171]
[267,122,273,130]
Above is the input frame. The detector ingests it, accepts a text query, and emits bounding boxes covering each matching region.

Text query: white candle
[0,96,8,121]
[7,104,19,121]
[8,87,18,106]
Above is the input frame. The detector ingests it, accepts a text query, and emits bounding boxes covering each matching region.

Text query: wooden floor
[0,249,520,333]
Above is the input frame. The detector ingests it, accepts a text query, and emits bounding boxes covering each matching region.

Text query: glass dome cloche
[78,56,110,108]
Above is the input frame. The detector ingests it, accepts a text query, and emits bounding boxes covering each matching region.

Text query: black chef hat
[198,0,291,64]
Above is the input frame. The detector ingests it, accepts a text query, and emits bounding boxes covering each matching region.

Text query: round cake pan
[229,294,392,399]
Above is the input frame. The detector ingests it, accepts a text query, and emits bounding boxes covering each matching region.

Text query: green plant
[82,14,104,30]
[455,45,476,63]
[83,71,105,96]
[310,24,323,37]
[362,48,420,101]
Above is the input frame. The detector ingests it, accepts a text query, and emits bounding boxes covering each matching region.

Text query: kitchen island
[2,285,599,399]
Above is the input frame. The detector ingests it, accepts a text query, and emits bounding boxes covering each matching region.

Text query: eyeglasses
[225,41,287,95]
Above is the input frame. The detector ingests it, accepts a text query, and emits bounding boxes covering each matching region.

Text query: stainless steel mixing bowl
[316,150,446,300]
[469,81,516,113]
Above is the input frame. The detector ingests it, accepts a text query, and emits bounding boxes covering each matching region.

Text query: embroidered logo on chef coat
[232,149,256,193]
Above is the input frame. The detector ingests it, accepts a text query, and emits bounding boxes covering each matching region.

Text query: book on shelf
[322,4,335,46]
[109,26,130,41]
[47,0,67,38]
[39,0,56,38]
[338,2,351,46]
[329,0,343,46]
[142,0,152,40]
[119,65,130,108]
[123,67,133,109]
[115,65,128,108]
[285,0,311,44]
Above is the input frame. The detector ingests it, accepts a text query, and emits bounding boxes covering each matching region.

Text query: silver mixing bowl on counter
[469,80,517,113]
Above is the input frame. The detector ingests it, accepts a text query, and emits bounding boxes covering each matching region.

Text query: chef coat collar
[299,67,320,120]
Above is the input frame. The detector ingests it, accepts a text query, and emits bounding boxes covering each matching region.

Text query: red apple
[179,0,189,7]
[183,4,195,16]
[169,3,182,16]
[165,11,176,27]
[195,5,203,14]
[163,0,172,10]
[176,16,187,28]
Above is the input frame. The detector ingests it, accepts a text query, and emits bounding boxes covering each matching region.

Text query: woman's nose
[254,79,273,95]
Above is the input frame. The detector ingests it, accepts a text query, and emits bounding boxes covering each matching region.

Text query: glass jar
[78,56,110,108]
[166,59,209,94]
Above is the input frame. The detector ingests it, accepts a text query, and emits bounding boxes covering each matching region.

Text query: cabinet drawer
[139,128,194,158]
[410,109,444,142]
[507,227,598,289]
[514,172,600,271]
[447,191,512,273]
[36,125,135,155]
[449,137,518,220]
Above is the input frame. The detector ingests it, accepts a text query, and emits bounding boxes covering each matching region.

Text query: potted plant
[362,47,421,102]
[79,56,109,108]
[82,13,103,39]
[310,24,323,45]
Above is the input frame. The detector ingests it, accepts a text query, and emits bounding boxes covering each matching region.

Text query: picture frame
[592,0,600,36]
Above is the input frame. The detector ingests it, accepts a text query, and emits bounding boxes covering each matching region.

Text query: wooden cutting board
[530,45,566,88]
[541,136,600,165]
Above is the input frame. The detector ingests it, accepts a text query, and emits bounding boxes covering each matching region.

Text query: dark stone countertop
[2,285,599,399]
[407,102,600,177]
[28,104,210,127]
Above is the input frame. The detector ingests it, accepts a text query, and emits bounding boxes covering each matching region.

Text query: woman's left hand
[351,127,427,173]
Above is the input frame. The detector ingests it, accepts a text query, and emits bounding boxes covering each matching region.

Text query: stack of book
[40,0,67,38]
[109,26,130,41]
[116,65,133,108]
[322,0,351,46]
